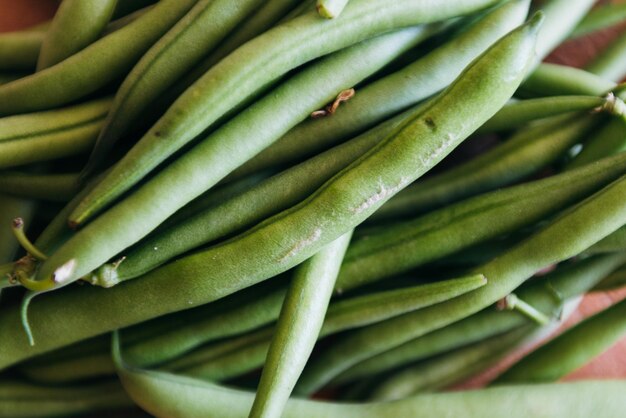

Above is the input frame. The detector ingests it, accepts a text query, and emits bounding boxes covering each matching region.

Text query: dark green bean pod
[0,0,196,115]
[68,0,503,226]
[295,173,626,394]
[495,297,626,383]
[228,0,530,181]
[373,114,598,220]
[34,26,439,288]
[84,0,266,175]
[0,23,48,71]
[0,17,539,369]
[37,0,119,70]
[336,252,626,384]
[114,337,626,418]
[338,151,626,291]
[0,172,79,201]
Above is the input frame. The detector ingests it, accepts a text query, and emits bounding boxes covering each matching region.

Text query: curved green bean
[295,172,626,394]
[35,27,435,288]
[335,252,626,384]
[496,297,626,383]
[373,113,598,219]
[84,0,266,175]
[0,172,79,201]
[250,232,351,418]
[0,0,196,115]
[229,0,530,181]
[37,0,118,70]
[0,17,539,369]
[69,0,503,225]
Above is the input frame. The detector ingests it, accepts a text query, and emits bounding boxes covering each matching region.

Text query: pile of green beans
[2,1,626,416]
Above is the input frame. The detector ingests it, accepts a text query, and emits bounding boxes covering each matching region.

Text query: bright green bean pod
[0,0,196,115]
[522,63,616,97]
[496,297,626,383]
[37,0,119,70]
[373,114,598,219]
[340,148,626,292]
[230,0,530,180]
[586,30,626,82]
[0,24,48,71]
[0,172,79,202]
[0,17,539,369]
[0,378,134,418]
[370,326,534,400]
[317,0,350,18]
[570,3,626,39]
[295,172,626,395]
[69,0,503,225]
[175,275,488,381]
[477,95,605,133]
[36,27,436,288]
[84,0,266,175]
[567,119,626,169]
[114,339,626,418]
[336,252,626,384]
[97,113,405,284]
[249,232,352,418]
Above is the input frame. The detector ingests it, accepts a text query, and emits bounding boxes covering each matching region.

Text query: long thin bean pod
[495,297,626,383]
[585,225,626,254]
[295,173,626,394]
[229,0,530,181]
[0,24,48,71]
[522,63,616,97]
[32,27,438,289]
[249,232,352,418]
[570,3,626,39]
[335,252,626,384]
[566,119,626,169]
[69,0,503,225]
[37,0,119,70]
[84,0,266,175]
[586,30,626,83]
[0,18,539,368]
[0,0,196,115]
[0,172,79,201]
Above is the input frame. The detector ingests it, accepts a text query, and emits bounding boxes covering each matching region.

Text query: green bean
[587,31,626,83]
[113,338,626,418]
[229,0,530,181]
[69,0,503,225]
[0,0,196,115]
[586,225,626,254]
[0,194,36,264]
[250,232,352,418]
[335,252,626,384]
[0,378,134,418]
[0,24,48,71]
[496,297,626,383]
[522,63,616,97]
[37,0,119,70]
[0,17,539,369]
[570,3,626,39]
[373,114,599,220]
[294,171,626,395]
[370,326,534,400]
[317,0,350,18]
[175,275,488,381]
[566,119,626,170]
[593,263,626,291]
[97,112,405,283]
[84,0,267,175]
[103,4,154,35]
[35,27,435,288]
[0,172,79,201]
[340,148,626,292]
[530,0,594,66]
[476,95,606,133]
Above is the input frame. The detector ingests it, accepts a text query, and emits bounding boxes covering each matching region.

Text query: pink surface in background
[1,0,625,389]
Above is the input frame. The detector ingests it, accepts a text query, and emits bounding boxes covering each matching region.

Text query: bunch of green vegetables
[1,0,626,417]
